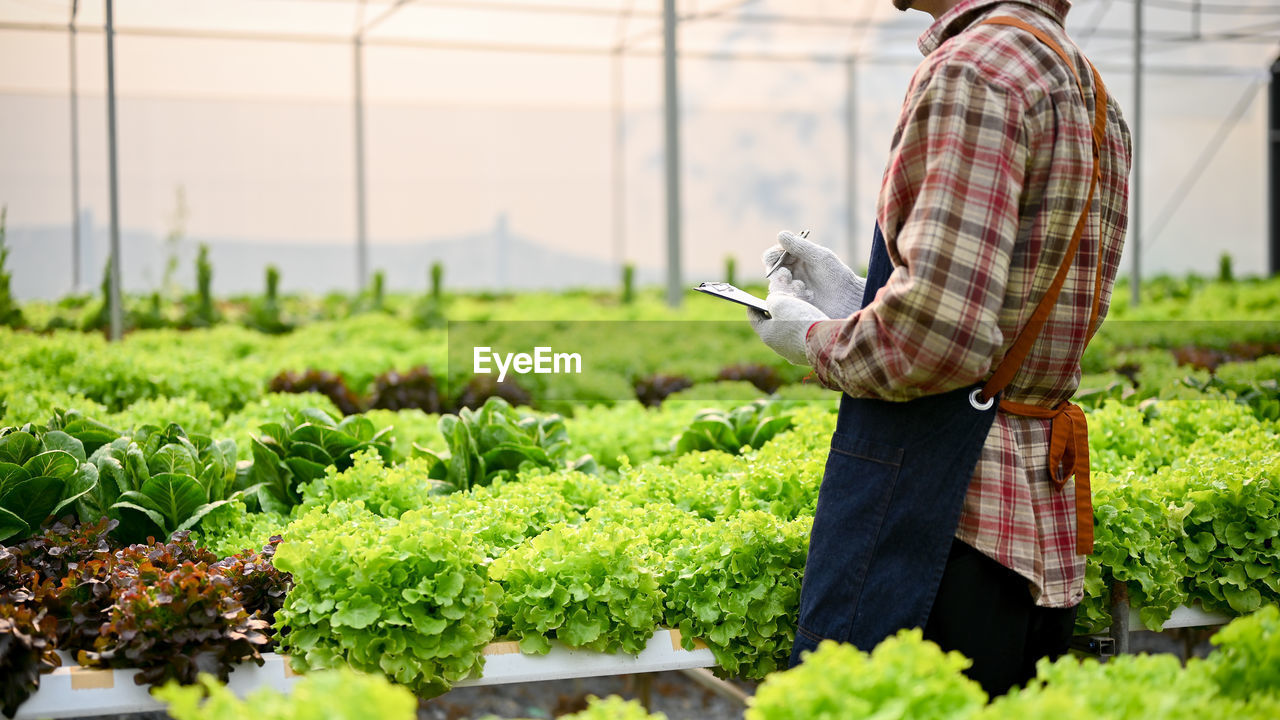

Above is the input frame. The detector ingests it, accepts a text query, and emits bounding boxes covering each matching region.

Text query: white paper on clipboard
[693,282,771,317]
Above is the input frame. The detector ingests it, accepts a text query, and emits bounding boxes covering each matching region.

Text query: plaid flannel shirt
[805,0,1132,607]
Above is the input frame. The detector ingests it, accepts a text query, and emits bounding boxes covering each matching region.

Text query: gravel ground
[420,671,752,720]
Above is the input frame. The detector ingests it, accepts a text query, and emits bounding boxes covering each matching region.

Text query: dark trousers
[923,540,1077,698]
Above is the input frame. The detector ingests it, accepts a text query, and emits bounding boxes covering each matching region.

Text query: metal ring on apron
[968,388,995,411]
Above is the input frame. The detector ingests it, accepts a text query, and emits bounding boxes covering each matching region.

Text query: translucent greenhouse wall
[0,0,1276,300]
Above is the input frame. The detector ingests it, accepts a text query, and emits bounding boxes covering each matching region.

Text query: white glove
[761,231,866,319]
[748,283,829,366]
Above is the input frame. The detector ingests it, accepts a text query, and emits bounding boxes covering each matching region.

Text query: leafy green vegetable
[1210,356,1280,421]
[0,418,102,542]
[1078,470,1189,634]
[242,408,392,513]
[662,511,809,679]
[296,451,450,518]
[563,402,691,471]
[746,631,986,720]
[419,397,594,492]
[983,651,1279,720]
[219,393,343,462]
[188,499,289,559]
[672,400,794,457]
[273,502,500,697]
[490,517,664,656]
[156,668,417,720]
[423,470,608,559]
[1203,605,1280,701]
[0,603,58,719]
[1171,450,1280,615]
[76,422,240,544]
[109,396,222,438]
[556,696,669,720]
[609,406,832,522]
[663,380,768,406]
[1080,397,1280,632]
[359,408,444,463]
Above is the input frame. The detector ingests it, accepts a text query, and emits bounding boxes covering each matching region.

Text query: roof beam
[0,20,1274,74]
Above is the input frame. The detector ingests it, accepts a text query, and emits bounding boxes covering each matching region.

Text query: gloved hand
[748,279,829,366]
[761,231,866,319]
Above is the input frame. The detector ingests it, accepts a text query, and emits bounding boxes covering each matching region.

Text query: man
[749,0,1131,696]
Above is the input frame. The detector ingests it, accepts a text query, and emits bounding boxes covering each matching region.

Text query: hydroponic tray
[12,606,1233,720]
[12,629,716,720]
[1128,602,1232,630]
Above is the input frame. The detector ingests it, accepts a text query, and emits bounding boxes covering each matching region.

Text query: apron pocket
[791,432,904,661]
[829,434,906,466]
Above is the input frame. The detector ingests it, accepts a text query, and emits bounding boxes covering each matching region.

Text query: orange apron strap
[1085,64,1110,339]
[977,16,1107,401]
[998,399,1095,555]
[974,16,1109,556]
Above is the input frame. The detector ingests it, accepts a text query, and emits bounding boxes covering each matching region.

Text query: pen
[765,229,809,278]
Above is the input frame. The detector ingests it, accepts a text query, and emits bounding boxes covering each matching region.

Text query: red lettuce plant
[0,602,58,718]
[78,560,271,686]
[210,536,291,627]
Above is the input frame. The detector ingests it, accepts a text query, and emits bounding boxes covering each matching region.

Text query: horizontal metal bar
[677,667,751,706]
[0,20,1272,74]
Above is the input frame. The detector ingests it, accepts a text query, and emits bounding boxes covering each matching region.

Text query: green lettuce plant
[489,517,664,655]
[0,418,103,542]
[1204,605,1280,701]
[663,511,810,679]
[242,408,392,514]
[422,470,606,560]
[419,397,594,492]
[74,422,239,544]
[983,651,1277,720]
[561,696,668,720]
[273,502,500,698]
[1171,449,1280,615]
[295,451,450,518]
[746,631,986,720]
[156,667,418,720]
[187,498,289,560]
[1077,470,1189,634]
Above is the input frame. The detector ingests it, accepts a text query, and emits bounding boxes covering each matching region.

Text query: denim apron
[789,15,1109,665]
[789,224,999,661]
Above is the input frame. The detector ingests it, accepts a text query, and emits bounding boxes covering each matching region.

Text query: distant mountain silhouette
[7,213,668,300]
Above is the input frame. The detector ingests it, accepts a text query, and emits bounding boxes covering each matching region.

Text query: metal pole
[354,35,369,292]
[612,47,626,274]
[1109,582,1131,654]
[662,0,682,307]
[846,56,858,267]
[70,0,81,292]
[1270,56,1280,276]
[105,0,123,340]
[1130,0,1143,306]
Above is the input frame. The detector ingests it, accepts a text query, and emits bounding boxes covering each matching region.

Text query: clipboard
[693,282,771,317]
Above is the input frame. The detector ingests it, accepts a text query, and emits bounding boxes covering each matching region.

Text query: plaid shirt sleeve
[804,59,1029,401]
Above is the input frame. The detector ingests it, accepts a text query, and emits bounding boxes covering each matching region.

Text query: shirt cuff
[803,320,838,390]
